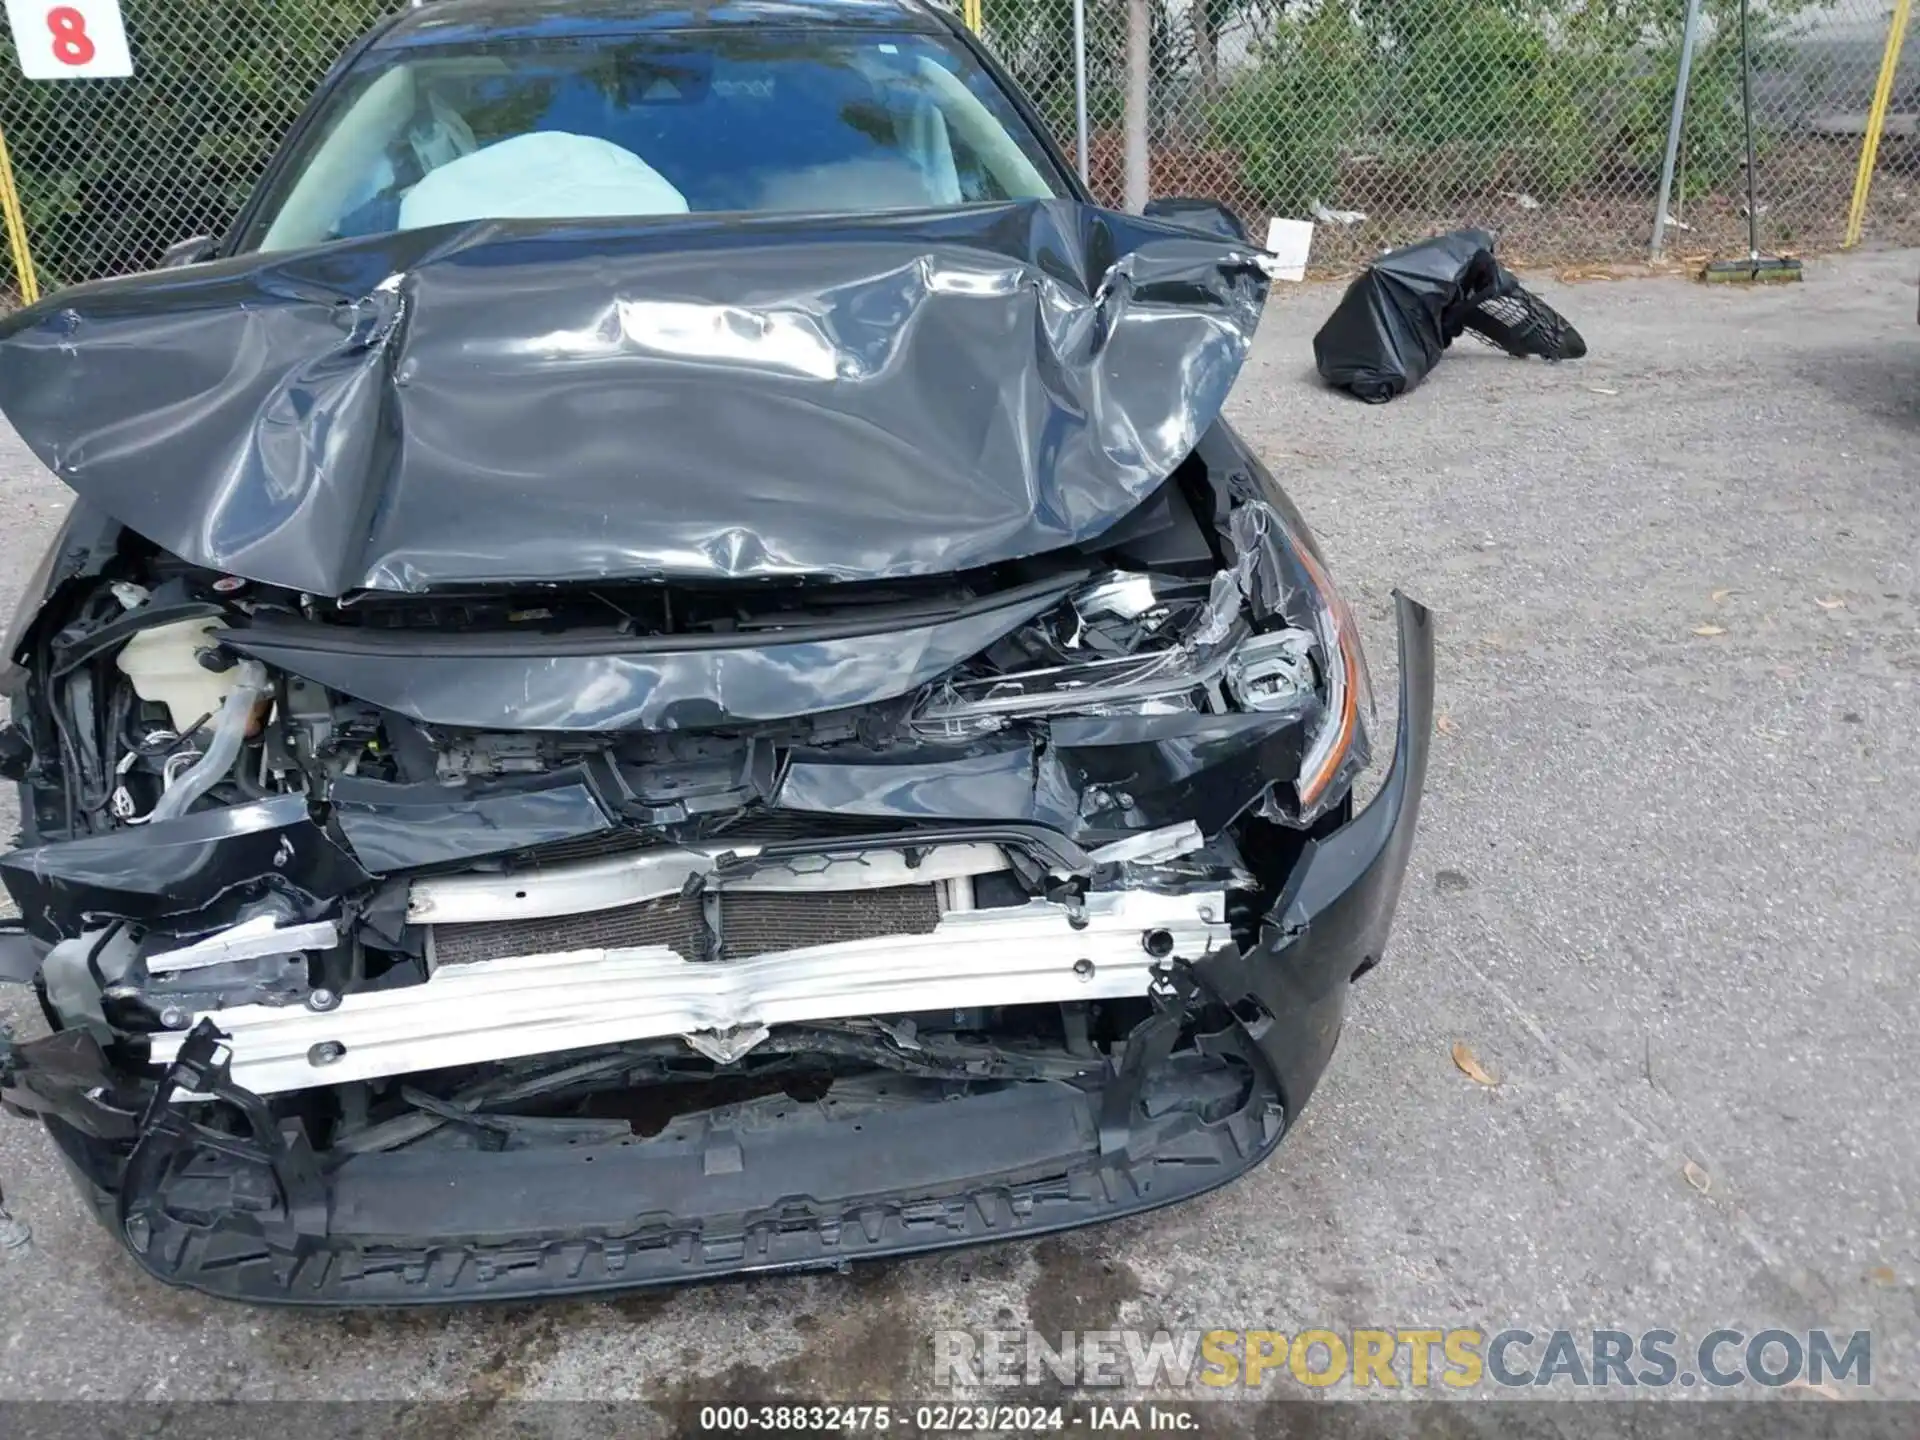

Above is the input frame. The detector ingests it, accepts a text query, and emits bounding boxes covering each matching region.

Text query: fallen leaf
[1710,587,1738,602]
[1785,1379,1842,1400]
[1691,624,1727,637]
[1815,596,1847,610]
[1868,1265,1897,1286]
[1682,1159,1712,1193]
[1451,1042,1497,1086]
[1435,714,1459,736]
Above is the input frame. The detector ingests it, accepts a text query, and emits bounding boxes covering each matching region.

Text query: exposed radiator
[430,884,945,967]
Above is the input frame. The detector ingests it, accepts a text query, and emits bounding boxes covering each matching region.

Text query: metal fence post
[1650,0,1706,259]
[1123,0,1149,210]
[1071,0,1091,184]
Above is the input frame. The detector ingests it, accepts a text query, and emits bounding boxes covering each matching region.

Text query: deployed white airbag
[399,131,690,229]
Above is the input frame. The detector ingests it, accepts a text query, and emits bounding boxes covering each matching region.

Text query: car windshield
[246,28,1064,251]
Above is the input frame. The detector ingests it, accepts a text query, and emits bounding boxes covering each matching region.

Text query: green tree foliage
[1205,6,1373,213]
[1384,0,1596,198]
[1204,0,1810,217]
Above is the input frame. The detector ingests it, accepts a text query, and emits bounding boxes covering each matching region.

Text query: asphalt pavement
[0,246,1914,1412]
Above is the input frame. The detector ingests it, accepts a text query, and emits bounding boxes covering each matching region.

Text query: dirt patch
[255,1302,454,1378]
[653,1262,926,1408]
[595,1289,678,1325]
[1023,1236,1146,1341]
[464,1307,569,1403]
[86,1249,220,1333]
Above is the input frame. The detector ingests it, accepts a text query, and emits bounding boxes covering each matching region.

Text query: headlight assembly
[910,619,1253,736]
[1288,539,1367,810]
[908,499,1375,820]
[1241,497,1375,813]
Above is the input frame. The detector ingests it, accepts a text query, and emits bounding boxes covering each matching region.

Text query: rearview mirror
[1143,197,1248,244]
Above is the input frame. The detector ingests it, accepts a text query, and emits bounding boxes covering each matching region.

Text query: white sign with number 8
[5,0,132,78]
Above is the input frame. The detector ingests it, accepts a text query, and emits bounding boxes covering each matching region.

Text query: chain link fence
[990,0,1920,267]
[2,0,1917,298]
[0,0,397,295]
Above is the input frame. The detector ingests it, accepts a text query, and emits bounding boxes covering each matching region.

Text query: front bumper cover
[0,595,1432,1305]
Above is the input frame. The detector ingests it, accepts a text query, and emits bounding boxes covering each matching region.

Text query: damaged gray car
[0,0,1433,1304]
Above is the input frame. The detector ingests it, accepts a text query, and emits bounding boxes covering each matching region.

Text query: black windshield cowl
[315,561,1090,644]
[230,568,1086,659]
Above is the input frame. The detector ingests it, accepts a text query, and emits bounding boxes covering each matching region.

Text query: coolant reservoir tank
[115,618,238,732]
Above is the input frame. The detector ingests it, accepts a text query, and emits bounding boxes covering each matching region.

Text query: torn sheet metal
[775,744,1042,825]
[221,585,1069,730]
[774,700,1317,845]
[906,522,1289,741]
[1085,821,1204,867]
[1044,705,1321,838]
[328,771,615,872]
[0,201,1268,596]
[1193,501,1288,646]
[144,917,341,975]
[0,795,373,941]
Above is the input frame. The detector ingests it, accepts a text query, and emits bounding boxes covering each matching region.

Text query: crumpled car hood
[0,200,1268,597]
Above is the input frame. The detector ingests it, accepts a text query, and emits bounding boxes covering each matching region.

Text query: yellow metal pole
[963,0,983,32]
[0,122,40,305]
[1845,0,1912,247]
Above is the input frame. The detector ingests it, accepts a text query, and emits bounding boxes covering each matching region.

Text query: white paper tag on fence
[6,0,133,78]
[1261,218,1314,282]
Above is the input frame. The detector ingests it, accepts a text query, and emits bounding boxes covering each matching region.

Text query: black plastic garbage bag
[1459,285,1586,363]
[1312,229,1584,403]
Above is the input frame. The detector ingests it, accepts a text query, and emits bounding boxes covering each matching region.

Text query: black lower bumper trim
[44,1017,1280,1305]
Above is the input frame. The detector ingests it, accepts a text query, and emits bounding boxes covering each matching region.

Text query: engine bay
[0,452,1370,1172]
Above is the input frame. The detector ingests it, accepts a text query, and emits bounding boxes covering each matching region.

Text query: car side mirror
[1143,197,1248,244]
[159,235,217,269]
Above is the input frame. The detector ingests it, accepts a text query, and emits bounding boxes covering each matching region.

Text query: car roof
[375,0,952,49]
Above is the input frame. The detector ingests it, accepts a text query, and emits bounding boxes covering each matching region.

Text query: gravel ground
[0,246,1915,1414]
